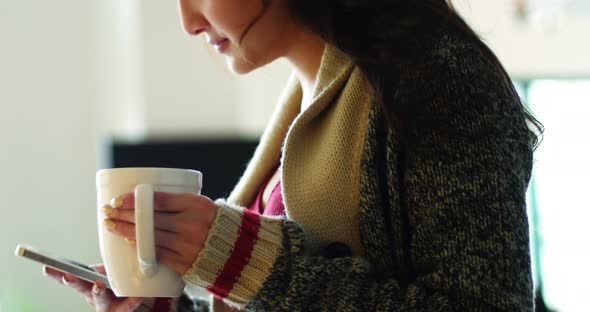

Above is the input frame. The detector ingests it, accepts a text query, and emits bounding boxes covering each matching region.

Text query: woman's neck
[283,30,326,113]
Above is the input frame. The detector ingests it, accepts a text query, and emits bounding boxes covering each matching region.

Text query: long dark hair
[287,0,544,151]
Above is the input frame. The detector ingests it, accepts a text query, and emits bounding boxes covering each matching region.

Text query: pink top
[247,177,286,217]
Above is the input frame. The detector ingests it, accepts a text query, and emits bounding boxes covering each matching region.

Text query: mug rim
[96,167,202,187]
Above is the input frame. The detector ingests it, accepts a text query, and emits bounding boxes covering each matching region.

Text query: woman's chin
[226,57,258,75]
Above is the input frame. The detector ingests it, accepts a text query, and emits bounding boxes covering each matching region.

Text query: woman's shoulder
[408,30,509,87]
[396,29,515,105]
[391,30,525,135]
[405,31,484,71]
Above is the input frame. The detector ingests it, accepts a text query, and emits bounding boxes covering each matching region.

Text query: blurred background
[0,0,588,311]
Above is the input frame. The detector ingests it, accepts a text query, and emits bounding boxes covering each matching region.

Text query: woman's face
[178,0,296,74]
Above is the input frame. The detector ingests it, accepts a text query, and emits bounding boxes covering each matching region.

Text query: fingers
[43,266,93,297]
[103,220,193,254]
[154,192,200,212]
[62,273,94,297]
[105,209,179,233]
[157,248,193,275]
[91,280,111,311]
[44,265,142,312]
[129,228,199,275]
[91,280,143,312]
[110,193,134,210]
[89,264,106,275]
[43,266,65,283]
[108,192,198,213]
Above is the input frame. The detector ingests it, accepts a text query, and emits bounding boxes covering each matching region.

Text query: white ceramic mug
[96,167,202,297]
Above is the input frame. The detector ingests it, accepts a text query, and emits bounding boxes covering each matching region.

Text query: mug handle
[135,184,158,277]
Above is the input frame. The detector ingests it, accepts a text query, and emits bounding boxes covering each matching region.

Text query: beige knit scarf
[227,44,373,257]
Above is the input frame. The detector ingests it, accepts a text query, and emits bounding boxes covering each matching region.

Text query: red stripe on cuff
[151,298,172,312]
[208,209,261,299]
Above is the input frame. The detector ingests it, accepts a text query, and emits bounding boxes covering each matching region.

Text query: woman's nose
[178,0,208,36]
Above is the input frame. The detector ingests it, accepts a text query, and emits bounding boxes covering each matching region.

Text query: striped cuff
[182,200,284,308]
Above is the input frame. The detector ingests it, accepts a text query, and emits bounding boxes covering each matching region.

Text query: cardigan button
[318,242,353,259]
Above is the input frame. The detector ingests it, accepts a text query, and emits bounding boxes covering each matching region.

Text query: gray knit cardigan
[178,32,535,311]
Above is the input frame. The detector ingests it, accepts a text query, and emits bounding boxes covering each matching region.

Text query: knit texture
[182,200,284,309]
[182,31,534,311]
[280,46,373,256]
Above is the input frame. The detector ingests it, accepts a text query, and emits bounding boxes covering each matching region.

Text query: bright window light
[527,80,590,312]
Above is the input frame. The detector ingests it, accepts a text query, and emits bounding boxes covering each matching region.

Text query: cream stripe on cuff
[182,201,241,288]
[182,200,284,309]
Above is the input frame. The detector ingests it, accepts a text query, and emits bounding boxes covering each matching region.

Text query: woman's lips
[212,39,229,53]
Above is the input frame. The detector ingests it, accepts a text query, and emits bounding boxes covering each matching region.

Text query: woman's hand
[103,192,219,275]
[43,264,143,311]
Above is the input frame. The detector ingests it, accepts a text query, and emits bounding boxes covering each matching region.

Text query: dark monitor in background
[106,139,259,200]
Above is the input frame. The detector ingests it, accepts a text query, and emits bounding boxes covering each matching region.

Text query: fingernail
[62,274,77,286]
[124,238,136,246]
[103,219,117,230]
[92,282,102,295]
[102,205,113,216]
[110,197,123,208]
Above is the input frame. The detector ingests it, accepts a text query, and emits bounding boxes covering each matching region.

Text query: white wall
[92,0,146,139]
[136,1,290,138]
[455,0,590,78]
[139,1,239,137]
[0,1,99,311]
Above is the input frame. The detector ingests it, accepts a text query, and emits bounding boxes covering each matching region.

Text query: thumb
[90,264,106,275]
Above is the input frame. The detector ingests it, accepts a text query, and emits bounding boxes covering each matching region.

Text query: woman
[45,0,544,311]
